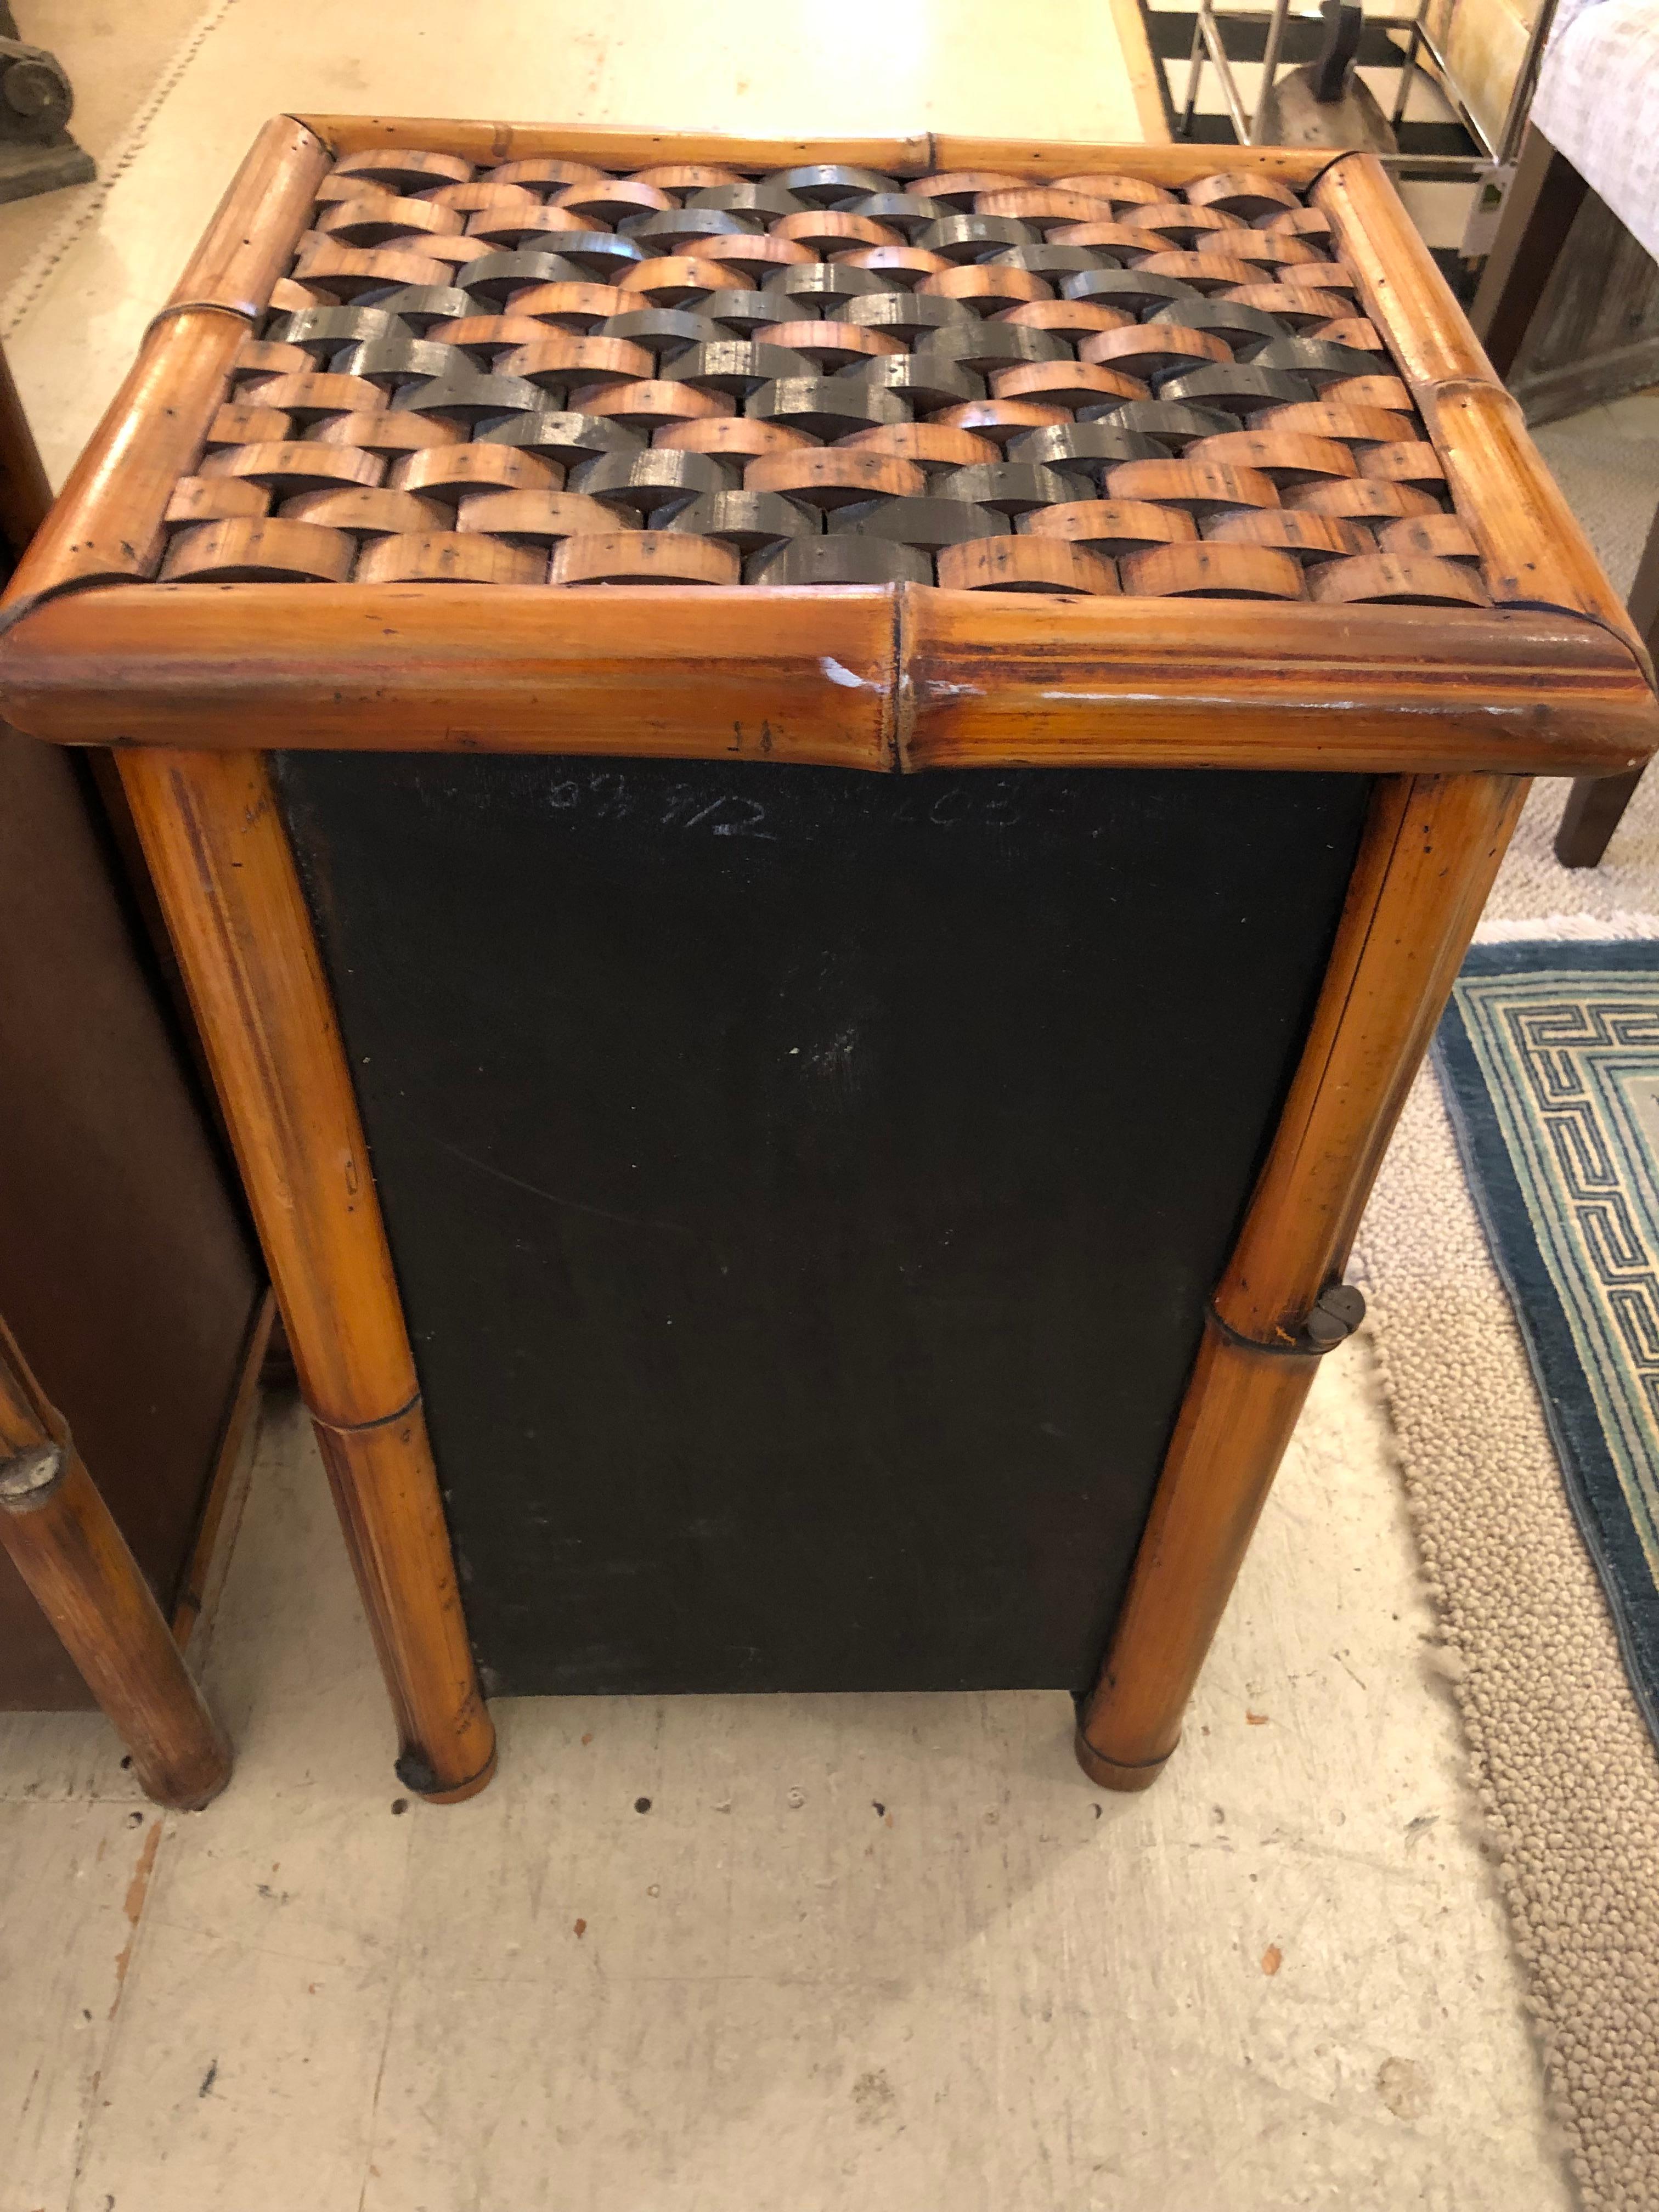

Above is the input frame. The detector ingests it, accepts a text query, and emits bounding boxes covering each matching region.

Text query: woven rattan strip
[161,152,1486,603]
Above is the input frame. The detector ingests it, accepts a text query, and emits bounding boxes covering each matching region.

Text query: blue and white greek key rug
[1436,941,1659,1743]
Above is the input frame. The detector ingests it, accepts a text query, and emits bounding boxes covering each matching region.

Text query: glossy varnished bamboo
[1311,154,1494,389]
[1219,772,1526,1338]
[1313,153,1652,679]
[297,117,933,173]
[0,1316,230,1810]
[293,119,1338,190]
[1075,771,1526,1787]
[0,118,328,622]
[900,590,1653,775]
[0,583,1649,776]
[1076,1319,1319,1788]
[0,583,900,766]
[927,137,1336,187]
[0,128,1646,783]
[1418,380,1652,673]
[0,312,246,618]
[115,747,495,1801]
[166,114,333,320]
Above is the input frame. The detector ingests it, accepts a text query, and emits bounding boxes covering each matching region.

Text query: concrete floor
[4,1374,1566,2212]
[0,3,1575,2206]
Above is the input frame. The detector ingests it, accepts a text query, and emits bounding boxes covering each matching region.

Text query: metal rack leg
[1390,0,1427,129]
[1180,13,1206,137]
[1249,0,1294,144]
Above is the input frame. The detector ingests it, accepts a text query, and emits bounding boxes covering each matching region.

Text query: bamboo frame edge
[292,116,936,173]
[1312,155,1654,678]
[4,576,1639,665]
[0,306,251,619]
[1,579,1651,776]
[7,123,1645,777]
[289,114,1344,185]
[166,114,332,318]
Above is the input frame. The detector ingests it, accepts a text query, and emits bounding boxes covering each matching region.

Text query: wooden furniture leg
[1076,772,1527,1789]
[1555,505,1659,864]
[1436,129,1652,868]
[1555,766,1645,865]
[0,1315,230,1809]
[0,334,51,562]
[115,747,496,1804]
[1470,125,1588,380]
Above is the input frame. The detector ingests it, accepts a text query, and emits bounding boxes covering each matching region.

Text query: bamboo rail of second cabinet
[0,1315,230,1810]
[115,747,495,1804]
[1076,770,1527,1788]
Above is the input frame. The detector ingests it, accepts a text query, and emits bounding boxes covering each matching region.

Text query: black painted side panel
[274,754,1369,1696]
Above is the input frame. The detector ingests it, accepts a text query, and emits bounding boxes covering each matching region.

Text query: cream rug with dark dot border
[1356,402,1659,2210]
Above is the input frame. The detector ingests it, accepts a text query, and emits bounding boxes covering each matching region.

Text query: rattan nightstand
[2,115,1652,1803]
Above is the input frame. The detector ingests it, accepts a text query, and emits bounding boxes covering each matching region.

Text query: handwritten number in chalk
[542,774,771,840]
[659,791,773,839]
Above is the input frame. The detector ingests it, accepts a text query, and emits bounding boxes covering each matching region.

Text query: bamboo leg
[0,1317,229,1810]
[1076,1322,1318,1788]
[1076,772,1528,1788]
[115,748,496,1804]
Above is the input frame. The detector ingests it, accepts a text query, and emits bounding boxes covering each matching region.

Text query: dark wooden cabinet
[0,335,263,1711]
[0,726,264,1706]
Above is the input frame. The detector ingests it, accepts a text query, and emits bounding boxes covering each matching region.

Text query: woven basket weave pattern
[160,150,1487,605]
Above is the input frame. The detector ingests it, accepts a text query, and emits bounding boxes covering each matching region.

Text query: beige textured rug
[1356,410,1659,2209]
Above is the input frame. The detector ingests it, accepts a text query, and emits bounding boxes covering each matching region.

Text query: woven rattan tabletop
[167,145,1476,607]
[0,118,1654,778]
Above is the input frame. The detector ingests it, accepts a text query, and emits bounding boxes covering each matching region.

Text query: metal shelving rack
[1156,0,1561,179]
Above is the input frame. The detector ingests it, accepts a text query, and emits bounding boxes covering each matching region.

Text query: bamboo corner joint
[0,113,1652,1805]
